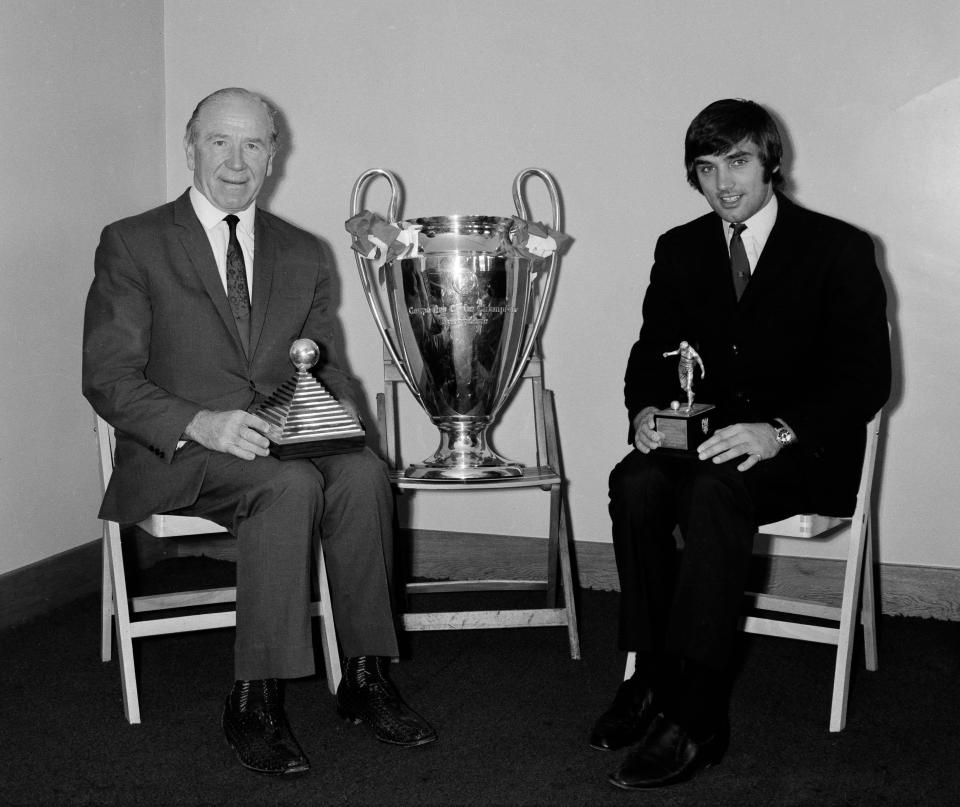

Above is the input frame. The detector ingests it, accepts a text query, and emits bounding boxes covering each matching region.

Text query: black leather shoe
[222,679,310,776]
[337,657,437,747]
[608,714,728,790]
[589,678,657,751]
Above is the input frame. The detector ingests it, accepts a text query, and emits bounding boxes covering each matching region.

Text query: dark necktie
[224,214,251,354]
[729,222,750,301]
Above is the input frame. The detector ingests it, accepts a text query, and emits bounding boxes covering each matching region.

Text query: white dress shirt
[189,186,256,300]
[722,193,778,274]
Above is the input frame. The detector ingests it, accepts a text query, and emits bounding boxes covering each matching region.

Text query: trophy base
[407,422,524,481]
[268,435,366,460]
[403,462,524,482]
[653,403,715,455]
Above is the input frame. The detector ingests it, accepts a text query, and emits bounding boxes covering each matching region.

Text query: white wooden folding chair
[378,352,580,659]
[94,413,342,724]
[624,409,883,731]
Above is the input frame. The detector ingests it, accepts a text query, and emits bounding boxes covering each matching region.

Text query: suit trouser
[609,448,813,672]
[172,445,398,681]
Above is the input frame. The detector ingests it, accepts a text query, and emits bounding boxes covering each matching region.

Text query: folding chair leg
[860,520,879,672]
[829,515,870,732]
[546,485,561,607]
[106,523,142,724]
[316,548,342,694]
[557,499,580,660]
[101,528,114,663]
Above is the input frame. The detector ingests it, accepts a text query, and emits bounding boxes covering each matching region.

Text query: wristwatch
[769,420,796,447]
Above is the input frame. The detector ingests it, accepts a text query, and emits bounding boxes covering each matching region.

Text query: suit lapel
[250,211,276,360]
[172,192,246,356]
[697,215,739,312]
[735,194,801,313]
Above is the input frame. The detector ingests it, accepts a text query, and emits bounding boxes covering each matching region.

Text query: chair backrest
[757,408,883,541]
[853,407,883,527]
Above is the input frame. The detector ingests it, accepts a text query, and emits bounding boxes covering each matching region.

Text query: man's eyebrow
[202,132,267,146]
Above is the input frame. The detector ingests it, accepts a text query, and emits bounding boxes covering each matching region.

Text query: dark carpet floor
[3,556,960,806]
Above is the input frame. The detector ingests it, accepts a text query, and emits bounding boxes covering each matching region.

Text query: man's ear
[184,137,195,171]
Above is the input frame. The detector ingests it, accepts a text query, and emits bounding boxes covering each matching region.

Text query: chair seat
[389,466,561,490]
[137,513,228,537]
[757,513,843,539]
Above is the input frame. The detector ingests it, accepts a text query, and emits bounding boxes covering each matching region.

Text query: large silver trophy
[347,168,566,481]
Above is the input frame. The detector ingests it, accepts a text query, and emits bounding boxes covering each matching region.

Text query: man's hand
[697,422,780,471]
[631,406,664,453]
[183,410,281,460]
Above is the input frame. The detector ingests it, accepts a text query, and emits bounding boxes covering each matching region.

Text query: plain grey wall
[0,0,164,574]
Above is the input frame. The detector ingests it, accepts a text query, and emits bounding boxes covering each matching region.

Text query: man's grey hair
[184,87,280,153]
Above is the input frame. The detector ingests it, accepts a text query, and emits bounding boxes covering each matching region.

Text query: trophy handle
[349,169,425,407]
[499,167,563,407]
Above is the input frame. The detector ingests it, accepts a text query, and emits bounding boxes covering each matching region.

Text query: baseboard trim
[3,529,958,630]
[402,530,960,622]
[0,530,186,632]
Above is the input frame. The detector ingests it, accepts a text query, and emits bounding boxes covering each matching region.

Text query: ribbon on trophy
[509,216,571,261]
[346,211,571,268]
[345,211,421,269]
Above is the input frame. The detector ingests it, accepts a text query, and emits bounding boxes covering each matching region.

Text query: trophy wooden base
[654,403,715,455]
[268,434,366,460]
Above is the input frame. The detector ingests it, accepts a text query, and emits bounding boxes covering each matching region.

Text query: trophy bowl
[348,169,565,481]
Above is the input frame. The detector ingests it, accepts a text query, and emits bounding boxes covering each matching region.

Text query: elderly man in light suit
[83,88,436,778]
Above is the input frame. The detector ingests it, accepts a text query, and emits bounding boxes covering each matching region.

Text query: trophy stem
[403,418,523,480]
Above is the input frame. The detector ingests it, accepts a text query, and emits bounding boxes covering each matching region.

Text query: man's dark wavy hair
[684,99,784,192]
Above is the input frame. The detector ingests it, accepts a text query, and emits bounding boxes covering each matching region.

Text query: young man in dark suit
[591,99,890,790]
[83,88,436,777]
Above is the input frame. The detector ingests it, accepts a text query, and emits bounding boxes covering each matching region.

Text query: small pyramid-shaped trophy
[255,339,365,459]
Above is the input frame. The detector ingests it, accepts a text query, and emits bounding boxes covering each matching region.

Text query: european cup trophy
[255,338,365,459]
[346,168,569,481]
[653,340,715,454]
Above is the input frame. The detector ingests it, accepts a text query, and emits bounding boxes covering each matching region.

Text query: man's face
[185,94,274,213]
[693,138,775,224]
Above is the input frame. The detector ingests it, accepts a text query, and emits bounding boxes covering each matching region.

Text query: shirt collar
[726,192,778,249]
[189,186,256,237]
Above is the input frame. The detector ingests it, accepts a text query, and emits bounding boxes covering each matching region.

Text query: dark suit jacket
[83,189,355,524]
[623,194,890,515]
